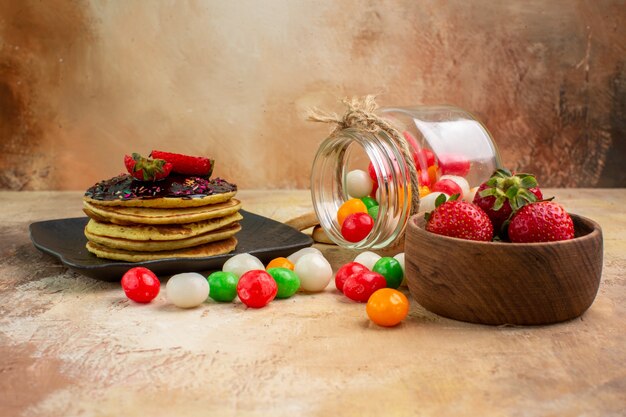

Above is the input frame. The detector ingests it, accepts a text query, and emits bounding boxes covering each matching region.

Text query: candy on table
[353,251,381,270]
[267,267,300,299]
[372,257,404,289]
[343,270,387,303]
[294,253,333,292]
[346,169,374,198]
[237,270,277,308]
[439,175,470,199]
[341,212,374,242]
[366,288,409,327]
[222,253,265,278]
[207,271,239,302]
[335,261,368,293]
[287,247,323,265]
[418,192,449,213]
[121,267,160,303]
[337,198,368,226]
[166,272,210,308]
[266,257,295,271]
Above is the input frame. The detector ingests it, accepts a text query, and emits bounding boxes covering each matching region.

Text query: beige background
[1,0,625,190]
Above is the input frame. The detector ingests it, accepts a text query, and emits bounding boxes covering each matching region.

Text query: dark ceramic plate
[29,210,313,281]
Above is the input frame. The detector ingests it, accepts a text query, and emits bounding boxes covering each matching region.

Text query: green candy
[207,271,238,302]
[368,205,379,220]
[372,257,403,289]
[360,196,379,210]
[267,267,300,299]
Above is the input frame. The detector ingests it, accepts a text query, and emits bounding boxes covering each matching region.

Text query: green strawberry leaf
[505,186,520,199]
[492,196,506,211]
[449,193,460,201]
[519,175,538,189]
[434,193,447,208]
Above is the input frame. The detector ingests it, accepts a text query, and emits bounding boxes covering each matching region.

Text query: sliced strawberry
[425,194,493,242]
[508,202,574,243]
[150,150,214,177]
[124,153,172,181]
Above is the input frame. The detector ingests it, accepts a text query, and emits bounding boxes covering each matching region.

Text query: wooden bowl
[404,213,603,325]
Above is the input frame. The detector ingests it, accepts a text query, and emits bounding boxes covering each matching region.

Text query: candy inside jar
[310,102,501,249]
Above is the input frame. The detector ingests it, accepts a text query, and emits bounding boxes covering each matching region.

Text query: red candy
[341,212,374,242]
[432,178,462,196]
[335,262,369,293]
[438,153,470,177]
[237,270,278,308]
[121,267,160,303]
[343,271,387,303]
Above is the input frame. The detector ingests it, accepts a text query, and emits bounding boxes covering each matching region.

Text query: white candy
[346,169,373,198]
[294,253,332,292]
[353,251,381,270]
[418,192,449,214]
[439,175,470,199]
[394,252,407,286]
[222,253,264,278]
[464,186,479,203]
[166,272,210,308]
[287,247,323,265]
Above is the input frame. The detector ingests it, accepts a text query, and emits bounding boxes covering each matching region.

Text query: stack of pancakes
[82,174,241,262]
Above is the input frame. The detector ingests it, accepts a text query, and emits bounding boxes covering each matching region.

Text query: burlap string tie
[307,95,421,216]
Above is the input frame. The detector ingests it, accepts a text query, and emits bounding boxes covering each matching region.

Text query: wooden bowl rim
[408,213,602,247]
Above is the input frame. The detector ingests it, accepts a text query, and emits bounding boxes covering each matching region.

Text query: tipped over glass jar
[310,104,502,249]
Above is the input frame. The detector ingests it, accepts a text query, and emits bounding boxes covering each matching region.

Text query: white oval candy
[346,169,373,198]
[465,186,479,203]
[294,253,332,292]
[222,253,264,278]
[166,272,209,308]
[418,192,449,214]
[287,247,323,265]
[439,175,470,199]
[353,251,381,270]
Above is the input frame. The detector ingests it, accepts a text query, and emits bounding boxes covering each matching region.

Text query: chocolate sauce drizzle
[85,174,237,201]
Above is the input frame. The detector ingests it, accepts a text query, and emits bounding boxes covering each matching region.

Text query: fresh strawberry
[508,202,575,243]
[425,194,493,241]
[473,169,543,233]
[124,153,172,181]
[150,150,214,177]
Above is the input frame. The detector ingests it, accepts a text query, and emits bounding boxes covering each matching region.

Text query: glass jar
[310,105,501,249]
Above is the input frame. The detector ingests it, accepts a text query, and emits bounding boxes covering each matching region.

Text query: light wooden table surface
[1,189,625,417]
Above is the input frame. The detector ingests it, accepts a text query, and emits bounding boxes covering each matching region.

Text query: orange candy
[337,198,368,226]
[266,257,295,271]
[427,165,439,185]
[366,288,409,327]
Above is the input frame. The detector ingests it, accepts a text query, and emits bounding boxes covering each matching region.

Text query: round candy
[166,272,210,308]
[464,186,479,203]
[368,205,379,220]
[335,261,368,293]
[353,251,381,270]
[267,267,300,299]
[294,253,332,292]
[222,253,264,278]
[372,257,404,289]
[287,247,323,265]
[432,179,462,197]
[343,271,387,303]
[237,270,277,308]
[393,252,406,286]
[439,175,470,199]
[346,169,374,198]
[418,192,449,214]
[367,161,377,181]
[121,267,160,303]
[360,196,378,210]
[207,271,238,302]
[266,257,295,271]
[366,288,410,327]
[337,198,368,226]
[438,153,470,177]
[341,212,374,242]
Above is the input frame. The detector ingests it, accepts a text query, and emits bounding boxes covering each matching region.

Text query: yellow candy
[337,198,368,226]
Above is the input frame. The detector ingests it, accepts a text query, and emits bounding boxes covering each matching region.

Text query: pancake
[84,174,237,208]
[85,223,241,252]
[83,198,242,225]
[85,212,243,241]
[86,237,238,262]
